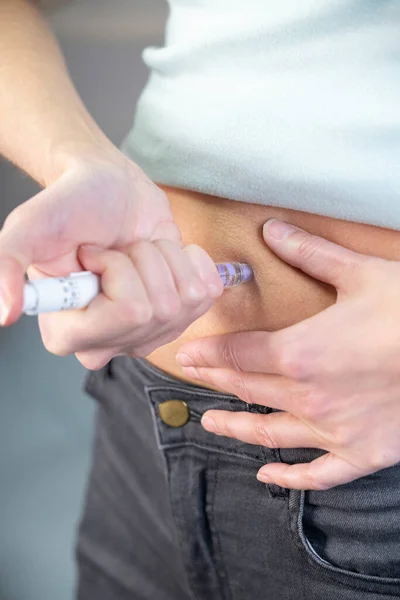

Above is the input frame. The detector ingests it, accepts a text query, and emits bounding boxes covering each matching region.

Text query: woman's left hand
[176,219,400,491]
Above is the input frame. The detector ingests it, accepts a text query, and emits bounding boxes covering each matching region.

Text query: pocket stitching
[294,489,400,588]
[146,383,240,403]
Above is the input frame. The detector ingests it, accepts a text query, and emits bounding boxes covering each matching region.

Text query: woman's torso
[126,1,400,385]
[146,187,400,388]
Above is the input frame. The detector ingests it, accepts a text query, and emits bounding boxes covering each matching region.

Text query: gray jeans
[76,356,400,599]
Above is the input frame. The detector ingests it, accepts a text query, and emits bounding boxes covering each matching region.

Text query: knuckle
[296,236,351,288]
[126,302,153,326]
[220,338,242,371]
[254,421,278,449]
[219,417,235,439]
[186,345,210,367]
[129,240,150,261]
[41,333,71,357]
[180,282,207,305]
[154,295,181,321]
[77,354,111,371]
[276,344,311,381]
[40,319,85,357]
[296,235,325,263]
[324,425,351,449]
[230,374,253,404]
[306,470,328,490]
[297,387,328,420]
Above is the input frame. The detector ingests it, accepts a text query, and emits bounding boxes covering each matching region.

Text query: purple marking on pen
[216,262,254,288]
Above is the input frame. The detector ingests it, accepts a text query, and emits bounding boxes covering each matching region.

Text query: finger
[263,219,369,291]
[183,244,223,297]
[0,254,25,325]
[177,329,290,374]
[257,453,368,491]
[78,244,148,306]
[179,366,300,411]
[128,241,182,321]
[150,218,184,246]
[0,177,92,324]
[39,247,150,355]
[202,410,322,449]
[75,348,121,371]
[152,240,208,304]
[27,251,81,280]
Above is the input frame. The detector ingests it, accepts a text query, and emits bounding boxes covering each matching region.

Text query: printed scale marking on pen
[23,262,254,315]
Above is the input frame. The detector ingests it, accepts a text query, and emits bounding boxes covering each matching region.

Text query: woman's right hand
[0,151,223,369]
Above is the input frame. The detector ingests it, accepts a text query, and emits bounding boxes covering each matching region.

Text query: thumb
[0,182,77,325]
[262,219,368,291]
[0,253,25,326]
[0,209,43,325]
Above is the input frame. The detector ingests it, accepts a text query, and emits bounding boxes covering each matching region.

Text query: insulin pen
[23,262,254,316]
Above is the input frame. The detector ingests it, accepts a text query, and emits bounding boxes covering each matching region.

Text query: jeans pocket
[288,460,400,593]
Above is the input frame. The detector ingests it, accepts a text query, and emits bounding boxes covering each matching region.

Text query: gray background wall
[0,1,166,598]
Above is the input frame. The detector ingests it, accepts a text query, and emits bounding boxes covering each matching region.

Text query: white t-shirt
[123,0,400,229]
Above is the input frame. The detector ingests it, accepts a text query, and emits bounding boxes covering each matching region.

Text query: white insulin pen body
[23,262,253,316]
[23,272,100,315]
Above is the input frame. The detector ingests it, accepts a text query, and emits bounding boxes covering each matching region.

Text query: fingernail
[263,219,299,241]
[257,471,271,484]
[201,416,217,432]
[0,291,10,325]
[176,353,195,367]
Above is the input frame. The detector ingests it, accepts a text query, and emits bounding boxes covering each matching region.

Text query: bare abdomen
[146,185,400,389]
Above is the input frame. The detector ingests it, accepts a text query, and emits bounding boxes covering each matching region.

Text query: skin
[2,0,400,494]
[176,220,400,491]
[0,0,223,370]
[147,188,400,390]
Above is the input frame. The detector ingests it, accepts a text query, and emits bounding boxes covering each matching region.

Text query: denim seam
[283,492,308,600]
[145,382,198,600]
[147,391,264,461]
[160,441,266,464]
[208,454,233,600]
[145,383,240,403]
[260,445,289,499]
[145,387,220,600]
[164,454,201,600]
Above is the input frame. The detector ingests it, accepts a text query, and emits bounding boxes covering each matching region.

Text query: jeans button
[159,399,190,427]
